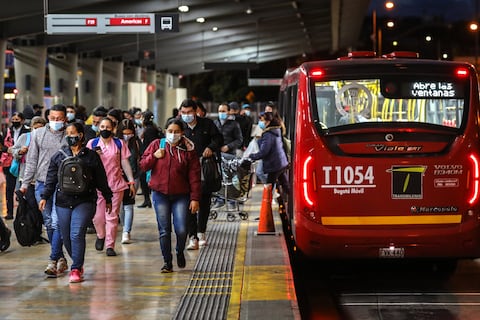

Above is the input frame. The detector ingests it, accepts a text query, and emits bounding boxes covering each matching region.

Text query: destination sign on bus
[381,79,465,99]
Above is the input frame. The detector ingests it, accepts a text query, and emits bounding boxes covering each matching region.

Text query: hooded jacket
[249,126,288,173]
[139,137,201,201]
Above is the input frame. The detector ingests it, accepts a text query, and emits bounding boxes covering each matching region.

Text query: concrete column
[146,69,157,118]
[124,65,141,82]
[164,73,186,125]
[78,58,103,113]
[103,61,124,108]
[48,53,78,106]
[0,40,6,106]
[13,46,47,111]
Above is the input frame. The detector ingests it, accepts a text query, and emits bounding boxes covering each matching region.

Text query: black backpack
[201,156,222,193]
[14,188,45,246]
[57,149,91,194]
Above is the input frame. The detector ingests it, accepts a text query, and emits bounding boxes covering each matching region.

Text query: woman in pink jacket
[140,118,201,273]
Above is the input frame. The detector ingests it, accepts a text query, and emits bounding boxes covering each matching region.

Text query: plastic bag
[243,138,259,158]
[9,158,20,177]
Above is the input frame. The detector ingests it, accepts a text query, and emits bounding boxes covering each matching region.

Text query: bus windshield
[313,77,467,130]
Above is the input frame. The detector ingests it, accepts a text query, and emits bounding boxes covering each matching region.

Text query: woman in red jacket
[140,118,201,273]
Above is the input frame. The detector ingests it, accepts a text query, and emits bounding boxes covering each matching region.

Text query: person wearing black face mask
[86,117,136,257]
[40,122,112,283]
[0,112,29,219]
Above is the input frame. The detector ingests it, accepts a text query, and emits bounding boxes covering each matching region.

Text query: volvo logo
[385,133,394,142]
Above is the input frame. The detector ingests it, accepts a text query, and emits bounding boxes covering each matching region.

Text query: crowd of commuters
[0,97,289,282]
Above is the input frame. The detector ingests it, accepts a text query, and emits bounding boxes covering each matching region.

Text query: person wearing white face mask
[179,99,223,250]
[140,118,201,273]
[20,104,69,277]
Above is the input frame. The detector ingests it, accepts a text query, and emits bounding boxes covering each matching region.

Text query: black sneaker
[161,263,173,273]
[0,228,11,252]
[177,252,186,268]
[95,237,105,251]
[106,248,117,256]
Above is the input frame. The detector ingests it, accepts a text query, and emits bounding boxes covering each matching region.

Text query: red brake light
[468,153,480,205]
[455,67,469,78]
[310,68,324,77]
[302,155,315,206]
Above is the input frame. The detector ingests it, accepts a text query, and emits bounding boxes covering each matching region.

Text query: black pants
[266,166,290,195]
[188,191,212,238]
[3,167,16,217]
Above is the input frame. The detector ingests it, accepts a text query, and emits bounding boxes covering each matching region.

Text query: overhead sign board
[154,14,179,33]
[46,14,156,34]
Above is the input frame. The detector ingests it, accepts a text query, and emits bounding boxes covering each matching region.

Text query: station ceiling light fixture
[178,5,189,12]
[196,17,205,23]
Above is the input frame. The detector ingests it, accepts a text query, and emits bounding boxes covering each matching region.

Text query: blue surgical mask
[67,113,75,121]
[182,114,195,124]
[218,112,228,121]
[135,119,143,126]
[258,121,266,130]
[244,110,251,117]
[49,121,64,131]
[91,125,99,132]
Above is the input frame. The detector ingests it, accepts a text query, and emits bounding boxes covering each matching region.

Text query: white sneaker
[121,232,131,244]
[56,257,68,275]
[198,233,208,247]
[186,237,199,250]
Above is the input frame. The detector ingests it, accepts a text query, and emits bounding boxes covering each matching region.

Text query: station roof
[2,0,371,75]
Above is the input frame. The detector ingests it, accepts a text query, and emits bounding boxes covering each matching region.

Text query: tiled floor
[0,202,198,320]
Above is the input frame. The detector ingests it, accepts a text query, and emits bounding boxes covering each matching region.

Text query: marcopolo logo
[387,166,427,199]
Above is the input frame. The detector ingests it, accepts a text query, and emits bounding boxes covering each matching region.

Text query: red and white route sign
[46,14,155,34]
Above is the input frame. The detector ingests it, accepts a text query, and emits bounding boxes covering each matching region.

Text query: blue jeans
[120,204,134,233]
[152,191,189,264]
[35,181,64,261]
[56,202,94,270]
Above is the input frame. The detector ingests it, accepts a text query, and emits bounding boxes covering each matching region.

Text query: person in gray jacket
[20,104,69,277]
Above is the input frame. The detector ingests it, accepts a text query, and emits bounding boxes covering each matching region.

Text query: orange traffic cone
[256,183,276,235]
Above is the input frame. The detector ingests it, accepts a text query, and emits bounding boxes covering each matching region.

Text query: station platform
[0,184,299,319]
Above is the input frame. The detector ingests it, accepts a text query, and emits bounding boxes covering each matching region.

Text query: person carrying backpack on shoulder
[39,123,112,283]
[86,117,136,257]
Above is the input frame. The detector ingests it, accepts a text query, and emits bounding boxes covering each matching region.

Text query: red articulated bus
[279,52,480,267]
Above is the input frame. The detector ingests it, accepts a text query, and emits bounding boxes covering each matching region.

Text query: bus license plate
[379,247,405,258]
